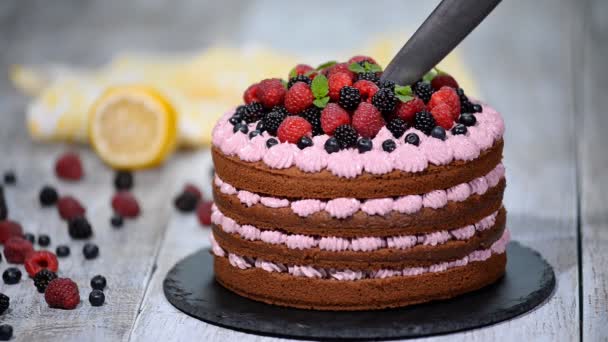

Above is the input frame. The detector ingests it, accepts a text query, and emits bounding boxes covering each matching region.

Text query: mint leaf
[313,96,330,108]
[311,74,329,99]
[396,94,414,103]
[422,69,437,82]
[289,68,298,79]
[348,62,366,73]
[316,61,337,70]
[395,85,413,103]
[364,62,383,73]
[304,70,316,76]
[281,79,288,88]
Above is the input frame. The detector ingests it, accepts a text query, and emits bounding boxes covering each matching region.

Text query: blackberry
[0,324,12,341]
[299,107,323,135]
[2,268,21,285]
[242,102,264,123]
[90,275,107,290]
[262,111,287,135]
[287,75,311,89]
[371,88,397,113]
[174,191,198,212]
[357,72,380,84]
[357,138,373,153]
[459,113,477,126]
[248,130,261,139]
[38,234,50,247]
[33,269,57,293]
[431,126,447,140]
[270,105,289,117]
[83,243,99,259]
[456,88,474,113]
[338,86,361,111]
[0,293,8,314]
[413,81,434,103]
[266,138,279,148]
[413,111,436,135]
[68,216,93,239]
[23,233,35,244]
[324,138,340,154]
[405,133,420,146]
[3,172,15,185]
[231,105,247,124]
[452,124,468,135]
[377,79,395,91]
[114,171,134,190]
[232,123,248,134]
[89,289,105,307]
[110,215,124,228]
[334,125,358,149]
[387,118,407,138]
[39,186,59,206]
[382,139,397,152]
[297,136,313,150]
[56,245,70,257]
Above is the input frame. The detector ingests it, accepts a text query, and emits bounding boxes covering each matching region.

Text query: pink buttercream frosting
[420,138,454,165]
[392,144,428,173]
[326,149,363,178]
[392,195,423,214]
[295,147,328,173]
[448,134,481,161]
[446,183,471,202]
[291,199,326,217]
[422,190,448,209]
[469,177,489,195]
[325,198,361,219]
[260,197,289,208]
[237,135,267,162]
[361,198,394,216]
[237,190,260,207]
[361,151,393,175]
[262,143,297,169]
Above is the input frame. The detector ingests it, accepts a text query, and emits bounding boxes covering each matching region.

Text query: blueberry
[174,192,198,212]
[37,234,51,247]
[357,138,373,153]
[39,186,59,206]
[110,215,124,228]
[297,136,313,150]
[2,268,21,285]
[430,126,446,140]
[89,289,105,307]
[114,171,134,190]
[324,137,341,154]
[0,324,12,341]
[23,233,35,244]
[256,120,265,132]
[472,104,482,113]
[3,172,15,185]
[382,139,397,152]
[452,123,468,135]
[248,130,261,139]
[266,138,278,148]
[458,113,477,127]
[0,294,8,315]
[405,133,420,146]
[83,243,99,259]
[232,123,248,134]
[56,245,70,257]
[90,275,107,290]
[228,116,242,125]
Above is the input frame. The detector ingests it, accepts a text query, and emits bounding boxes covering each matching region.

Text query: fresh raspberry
[347,55,377,65]
[277,116,312,143]
[243,83,259,104]
[284,82,314,114]
[44,278,80,310]
[431,73,459,90]
[321,103,351,135]
[57,196,85,221]
[111,192,141,218]
[0,220,23,244]
[4,237,34,264]
[197,201,213,226]
[395,97,426,122]
[24,251,59,277]
[431,103,455,129]
[325,63,355,81]
[353,80,379,102]
[352,102,385,138]
[255,78,286,109]
[183,183,202,201]
[55,152,83,181]
[428,86,461,120]
[328,72,353,101]
[290,64,313,76]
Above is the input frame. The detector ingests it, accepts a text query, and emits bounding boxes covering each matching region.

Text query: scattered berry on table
[110,215,124,228]
[395,97,426,122]
[68,216,93,239]
[413,111,437,135]
[196,201,213,226]
[55,245,70,257]
[357,138,373,153]
[39,186,59,206]
[232,123,248,134]
[114,171,134,190]
[321,103,350,136]
[256,79,286,109]
[262,110,287,136]
[2,172,15,185]
[328,72,354,101]
[352,80,379,102]
[0,324,12,341]
[45,278,80,310]
[57,196,86,221]
[24,251,59,277]
[83,243,99,260]
[382,139,397,152]
[37,234,51,247]
[0,293,8,314]
[299,107,323,136]
[324,137,341,154]
[0,190,6,220]
[277,116,312,144]
[377,79,396,91]
[174,191,199,213]
[352,102,385,138]
[371,88,397,113]
[2,267,21,285]
[23,233,35,244]
[452,123,468,135]
[431,126,447,140]
[334,125,358,149]
[183,184,202,200]
[405,133,421,146]
[266,138,279,149]
[0,220,23,244]
[89,289,105,307]
[90,275,107,291]
[459,113,477,126]
[4,237,34,264]
[248,130,260,139]
[428,86,460,120]
[33,269,58,293]
[338,86,361,111]
[387,118,408,138]
[112,192,141,218]
[287,75,312,89]
[356,71,380,84]
[243,83,259,104]
[284,82,314,114]
[55,152,84,181]
[412,81,434,103]
[297,136,314,150]
[431,73,459,90]
[430,103,455,129]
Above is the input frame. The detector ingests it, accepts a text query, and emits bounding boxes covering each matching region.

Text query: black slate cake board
[164,242,555,340]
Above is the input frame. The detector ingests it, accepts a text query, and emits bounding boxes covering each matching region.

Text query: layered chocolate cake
[210,57,508,310]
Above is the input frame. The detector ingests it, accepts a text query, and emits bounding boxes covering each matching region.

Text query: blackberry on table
[3,172,15,185]
[413,111,436,135]
[371,88,397,113]
[39,186,58,206]
[262,111,287,136]
[287,75,312,89]
[114,171,134,190]
[413,81,434,103]
[338,86,361,111]
[299,107,323,136]
[357,72,380,84]
[0,293,9,314]
[174,191,198,212]
[110,215,124,228]
[334,125,358,149]
[387,118,407,138]
[56,245,70,257]
[68,216,93,239]
[33,269,57,293]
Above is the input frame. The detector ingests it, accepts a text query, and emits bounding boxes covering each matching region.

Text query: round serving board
[164,242,555,340]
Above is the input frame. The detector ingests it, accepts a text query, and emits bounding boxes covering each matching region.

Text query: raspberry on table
[68,216,93,239]
[289,64,314,77]
[183,184,202,201]
[338,86,361,111]
[395,97,426,122]
[111,192,141,218]
[33,269,58,293]
[321,103,350,136]
[413,111,437,135]
[45,278,80,310]
[4,237,33,264]
[334,125,358,149]
[428,86,460,120]
[0,293,9,314]
[328,72,353,101]
[284,82,314,114]
[387,118,408,138]
[24,250,59,277]
[39,186,59,206]
[430,103,455,130]
[352,102,385,138]
[2,267,21,285]
[114,171,134,190]
[55,152,84,181]
[0,220,23,244]
[277,116,312,144]
[197,201,213,226]
[255,78,286,109]
[353,80,379,102]
[325,63,354,81]
[243,83,259,104]
[57,196,86,221]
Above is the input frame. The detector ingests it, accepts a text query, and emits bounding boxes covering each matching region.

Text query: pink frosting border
[211,205,500,252]
[209,229,510,280]
[212,103,504,178]
[214,163,505,219]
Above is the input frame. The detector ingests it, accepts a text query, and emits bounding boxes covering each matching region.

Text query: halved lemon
[89,85,177,170]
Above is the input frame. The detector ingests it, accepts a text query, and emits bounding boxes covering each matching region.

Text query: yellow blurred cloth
[11,37,477,148]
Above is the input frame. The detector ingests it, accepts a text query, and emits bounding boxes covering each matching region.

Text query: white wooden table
[0,0,606,341]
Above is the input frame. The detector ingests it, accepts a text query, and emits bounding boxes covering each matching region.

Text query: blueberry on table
[39,186,59,206]
[0,324,12,341]
[114,171,134,190]
[89,289,105,306]
[83,243,99,259]
[2,268,21,285]
[55,245,70,257]
[90,275,107,291]
[110,215,124,228]
[37,234,51,247]
[0,293,9,314]
[3,172,16,185]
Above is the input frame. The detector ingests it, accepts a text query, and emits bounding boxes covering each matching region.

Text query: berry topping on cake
[297,136,314,150]
[324,137,341,154]
[428,86,460,120]
[431,126,447,140]
[431,72,459,90]
[334,124,358,148]
[413,111,436,135]
[353,80,379,102]
[325,63,354,81]
[377,79,396,91]
[371,88,398,113]
[232,123,248,134]
[395,97,426,122]
[456,88,482,113]
[382,139,397,152]
[285,82,314,114]
[277,116,312,143]
[243,83,259,104]
[266,138,278,148]
[356,71,380,84]
[242,102,264,123]
[412,81,434,103]
[321,103,350,135]
[352,102,385,138]
[256,79,286,109]
[290,64,314,77]
[347,55,377,65]
[459,113,477,126]
[387,118,408,138]
[430,103,455,129]
[248,130,261,139]
[405,132,420,146]
[287,75,312,89]
[262,110,287,136]
[338,86,361,110]
[452,123,468,135]
[299,107,323,136]
[357,138,373,153]
[328,72,353,101]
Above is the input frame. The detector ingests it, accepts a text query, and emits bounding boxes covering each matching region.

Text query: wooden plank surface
[579,0,608,340]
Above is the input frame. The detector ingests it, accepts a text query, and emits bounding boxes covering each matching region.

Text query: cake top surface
[212,56,504,178]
